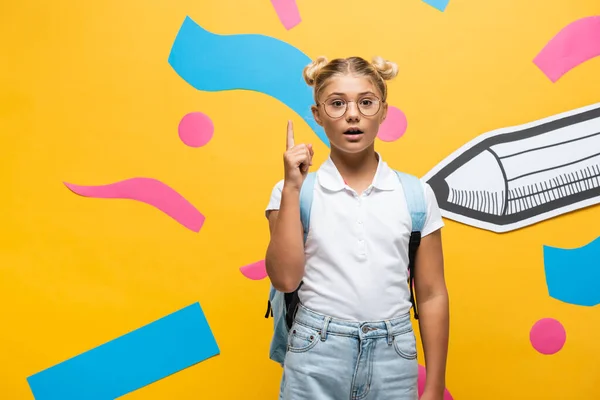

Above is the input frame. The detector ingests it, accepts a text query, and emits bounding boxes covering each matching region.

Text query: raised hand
[283,120,314,191]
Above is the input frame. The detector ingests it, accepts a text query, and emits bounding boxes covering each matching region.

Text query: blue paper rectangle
[27,302,219,400]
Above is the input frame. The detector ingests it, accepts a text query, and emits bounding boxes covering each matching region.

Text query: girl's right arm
[265,121,314,293]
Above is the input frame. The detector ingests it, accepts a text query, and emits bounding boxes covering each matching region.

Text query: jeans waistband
[293,303,413,342]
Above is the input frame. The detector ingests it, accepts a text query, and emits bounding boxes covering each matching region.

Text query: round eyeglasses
[319,96,382,119]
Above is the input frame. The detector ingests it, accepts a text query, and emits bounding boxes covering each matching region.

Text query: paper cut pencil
[422,102,600,233]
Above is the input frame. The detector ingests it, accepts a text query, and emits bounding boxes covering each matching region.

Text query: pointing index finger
[286,120,294,150]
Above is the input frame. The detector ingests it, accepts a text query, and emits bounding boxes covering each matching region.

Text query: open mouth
[344,128,364,135]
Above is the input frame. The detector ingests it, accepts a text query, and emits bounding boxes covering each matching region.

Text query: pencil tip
[427,175,449,207]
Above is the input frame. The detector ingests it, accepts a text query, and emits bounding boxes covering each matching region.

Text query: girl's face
[312,74,388,154]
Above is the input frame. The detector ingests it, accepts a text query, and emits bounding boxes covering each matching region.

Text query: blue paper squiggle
[543,236,600,307]
[168,16,329,147]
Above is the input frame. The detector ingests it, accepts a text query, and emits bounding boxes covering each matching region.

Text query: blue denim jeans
[279,304,419,400]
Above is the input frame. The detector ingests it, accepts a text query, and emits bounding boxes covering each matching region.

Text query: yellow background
[2,0,600,398]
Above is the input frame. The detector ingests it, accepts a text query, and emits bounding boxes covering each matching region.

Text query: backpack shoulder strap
[299,172,317,243]
[266,172,317,366]
[280,172,316,329]
[394,170,427,320]
[394,170,427,232]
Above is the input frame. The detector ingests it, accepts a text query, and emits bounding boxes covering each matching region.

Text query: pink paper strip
[533,16,600,82]
[64,177,205,232]
[240,260,267,280]
[270,0,301,30]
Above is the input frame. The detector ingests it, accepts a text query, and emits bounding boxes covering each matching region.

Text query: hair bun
[303,56,329,86]
[371,56,399,80]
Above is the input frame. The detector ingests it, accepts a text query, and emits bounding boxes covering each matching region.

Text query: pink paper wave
[270,0,301,30]
[64,177,205,232]
[240,260,267,280]
[534,16,600,82]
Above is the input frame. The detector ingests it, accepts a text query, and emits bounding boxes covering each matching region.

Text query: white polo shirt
[265,154,444,321]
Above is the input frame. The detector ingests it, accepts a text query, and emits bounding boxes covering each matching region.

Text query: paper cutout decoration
[270,0,301,30]
[167,16,329,148]
[240,260,268,280]
[178,112,214,148]
[64,177,205,232]
[534,16,600,82]
[529,318,566,355]
[543,236,600,306]
[422,102,600,233]
[378,106,407,142]
[418,364,454,399]
[422,0,449,12]
[27,302,219,400]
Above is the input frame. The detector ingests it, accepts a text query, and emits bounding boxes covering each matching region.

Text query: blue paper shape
[27,302,219,400]
[543,236,600,307]
[168,16,329,147]
[422,0,449,11]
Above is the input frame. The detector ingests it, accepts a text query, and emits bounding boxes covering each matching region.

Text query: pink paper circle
[530,318,566,355]
[178,112,214,147]
[418,365,454,399]
[378,106,407,142]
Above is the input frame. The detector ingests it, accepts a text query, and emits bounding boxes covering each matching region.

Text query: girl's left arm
[414,228,449,398]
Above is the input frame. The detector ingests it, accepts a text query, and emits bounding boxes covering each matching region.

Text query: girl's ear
[312,105,324,126]
[379,102,388,124]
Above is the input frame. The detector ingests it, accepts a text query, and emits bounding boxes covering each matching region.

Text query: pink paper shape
[533,16,600,82]
[529,318,566,355]
[64,178,205,232]
[270,0,301,30]
[178,112,214,148]
[240,260,267,280]
[378,106,408,142]
[418,364,454,399]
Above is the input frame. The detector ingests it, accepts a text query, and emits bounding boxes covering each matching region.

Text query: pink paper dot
[178,112,214,147]
[378,106,407,142]
[530,318,566,355]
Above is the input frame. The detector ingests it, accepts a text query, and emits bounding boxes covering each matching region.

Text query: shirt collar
[316,153,398,192]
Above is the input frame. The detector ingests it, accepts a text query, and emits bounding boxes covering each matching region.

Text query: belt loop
[321,317,331,342]
[385,320,393,345]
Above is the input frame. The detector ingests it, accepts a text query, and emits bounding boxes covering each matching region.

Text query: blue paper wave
[543,236,600,307]
[168,16,329,147]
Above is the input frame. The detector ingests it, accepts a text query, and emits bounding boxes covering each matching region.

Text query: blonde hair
[303,56,398,103]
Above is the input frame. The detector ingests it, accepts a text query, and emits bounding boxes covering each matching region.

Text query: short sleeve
[265,179,285,218]
[421,182,445,237]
